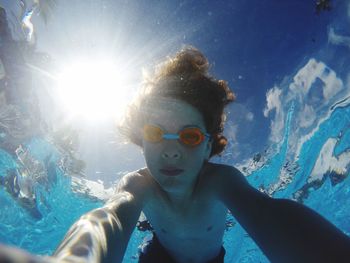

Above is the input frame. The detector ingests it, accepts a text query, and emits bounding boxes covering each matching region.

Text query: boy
[1,47,350,263]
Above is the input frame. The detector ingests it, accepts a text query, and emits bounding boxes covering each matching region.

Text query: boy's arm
[218,165,350,263]
[54,172,147,263]
[0,244,58,263]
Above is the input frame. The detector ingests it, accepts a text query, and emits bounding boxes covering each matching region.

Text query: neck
[164,168,205,209]
[167,188,193,207]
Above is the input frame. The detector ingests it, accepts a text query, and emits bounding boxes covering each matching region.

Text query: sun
[56,59,132,122]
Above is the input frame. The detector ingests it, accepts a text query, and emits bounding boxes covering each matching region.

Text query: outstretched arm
[0,244,57,263]
[219,165,350,263]
[54,172,146,263]
[0,172,147,263]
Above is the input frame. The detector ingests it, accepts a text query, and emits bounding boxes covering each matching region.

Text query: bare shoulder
[203,162,256,199]
[106,169,150,209]
[205,162,248,186]
[117,168,151,191]
[107,168,153,205]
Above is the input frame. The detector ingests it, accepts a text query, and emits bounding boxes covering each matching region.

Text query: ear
[204,138,212,160]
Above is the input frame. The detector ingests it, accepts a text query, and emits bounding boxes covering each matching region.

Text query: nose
[161,145,182,160]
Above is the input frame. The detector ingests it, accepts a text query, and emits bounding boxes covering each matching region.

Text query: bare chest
[148,199,225,232]
[142,195,227,261]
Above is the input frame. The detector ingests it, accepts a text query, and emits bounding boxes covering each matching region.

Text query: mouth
[159,167,184,176]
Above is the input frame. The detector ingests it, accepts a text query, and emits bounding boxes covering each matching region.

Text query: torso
[139,163,228,263]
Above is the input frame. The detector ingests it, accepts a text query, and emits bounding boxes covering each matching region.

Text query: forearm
[54,192,141,263]
[0,244,58,263]
[220,166,350,262]
[232,195,350,262]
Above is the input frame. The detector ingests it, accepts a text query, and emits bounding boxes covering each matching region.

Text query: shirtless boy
[1,47,350,263]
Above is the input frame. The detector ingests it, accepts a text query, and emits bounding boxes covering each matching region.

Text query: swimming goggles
[143,124,211,147]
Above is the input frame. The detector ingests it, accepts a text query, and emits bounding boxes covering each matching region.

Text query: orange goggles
[143,124,210,147]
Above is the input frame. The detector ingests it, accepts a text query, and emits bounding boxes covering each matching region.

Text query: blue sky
[0,0,347,184]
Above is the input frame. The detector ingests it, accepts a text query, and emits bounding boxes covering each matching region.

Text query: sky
[0,0,345,185]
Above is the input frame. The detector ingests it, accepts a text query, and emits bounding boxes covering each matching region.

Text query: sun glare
[56,60,131,122]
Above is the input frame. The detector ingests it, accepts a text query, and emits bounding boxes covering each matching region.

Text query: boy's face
[142,98,212,194]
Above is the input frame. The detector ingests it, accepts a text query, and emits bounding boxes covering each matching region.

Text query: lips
[159,167,184,176]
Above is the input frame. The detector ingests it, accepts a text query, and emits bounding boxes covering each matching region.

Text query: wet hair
[119,46,235,157]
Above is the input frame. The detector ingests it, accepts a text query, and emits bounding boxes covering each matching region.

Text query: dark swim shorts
[138,234,226,263]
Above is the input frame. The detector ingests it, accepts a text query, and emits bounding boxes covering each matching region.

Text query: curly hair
[119,46,235,157]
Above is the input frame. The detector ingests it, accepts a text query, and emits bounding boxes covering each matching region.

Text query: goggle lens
[143,125,164,143]
[179,128,204,146]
